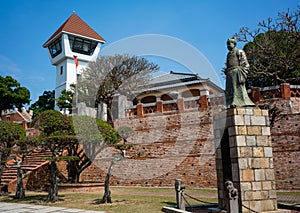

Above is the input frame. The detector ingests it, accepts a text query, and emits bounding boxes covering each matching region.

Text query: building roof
[149,71,207,88]
[139,71,223,93]
[43,13,105,47]
[150,71,203,86]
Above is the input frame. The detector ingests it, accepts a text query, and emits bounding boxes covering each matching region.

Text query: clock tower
[43,13,105,110]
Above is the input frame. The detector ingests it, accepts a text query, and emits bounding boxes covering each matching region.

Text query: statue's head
[227,37,237,50]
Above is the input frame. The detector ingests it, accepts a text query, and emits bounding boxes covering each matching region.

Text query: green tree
[29,90,55,117]
[237,7,300,87]
[70,115,120,203]
[79,54,159,126]
[12,137,40,199]
[67,116,119,183]
[99,126,134,204]
[0,120,25,193]
[56,85,75,114]
[31,110,75,202]
[116,126,134,157]
[0,76,30,117]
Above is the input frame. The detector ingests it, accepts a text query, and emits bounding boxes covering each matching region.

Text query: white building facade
[43,13,105,110]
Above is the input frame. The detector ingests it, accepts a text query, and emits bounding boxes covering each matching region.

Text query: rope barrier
[241,204,259,213]
[184,192,259,213]
[184,192,216,204]
[183,192,223,213]
[182,193,192,208]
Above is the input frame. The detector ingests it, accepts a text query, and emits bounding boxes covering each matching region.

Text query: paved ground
[0,202,106,213]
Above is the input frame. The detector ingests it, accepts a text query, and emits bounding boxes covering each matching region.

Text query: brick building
[79,83,300,191]
[1,108,39,137]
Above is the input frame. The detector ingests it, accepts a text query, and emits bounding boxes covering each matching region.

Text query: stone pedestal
[213,108,290,213]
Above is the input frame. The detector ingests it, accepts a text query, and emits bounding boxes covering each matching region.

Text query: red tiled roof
[43,13,105,47]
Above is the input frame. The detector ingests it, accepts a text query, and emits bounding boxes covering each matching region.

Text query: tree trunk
[106,100,114,128]
[0,164,4,193]
[68,161,79,183]
[15,160,25,199]
[0,149,10,193]
[101,161,114,203]
[0,164,3,186]
[47,161,58,202]
[67,150,91,184]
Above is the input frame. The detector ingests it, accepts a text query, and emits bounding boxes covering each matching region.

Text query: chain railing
[174,179,260,213]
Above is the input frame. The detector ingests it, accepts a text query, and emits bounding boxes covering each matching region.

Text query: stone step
[0,148,52,188]
[21,165,40,170]
[1,172,16,176]
[24,160,48,164]
[0,147,88,191]
[25,157,50,161]
[27,154,50,157]
[1,178,15,182]
[1,174,16,178]
[2,168,17,172]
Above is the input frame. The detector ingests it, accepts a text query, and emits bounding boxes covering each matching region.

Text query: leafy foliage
[79,54,159,126]
[117,126,134,141]
[29,90,55,117]
[116,126,134,152]
[0,120,26,186]
[0,120,26,143]
[66,116,120,183]
[237,7,300,87]
[56,85,75,113]
[70,116,120,146]
[31,110,72,137]
[31,110,75,202]
[0,76,30,116]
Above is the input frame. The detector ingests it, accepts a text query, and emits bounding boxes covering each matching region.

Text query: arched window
[181,89,200,98]
[141,96,156,104]
[132,98,139,105]
[161,94,173,101]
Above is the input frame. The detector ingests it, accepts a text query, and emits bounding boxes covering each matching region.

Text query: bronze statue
[225,37,255,108]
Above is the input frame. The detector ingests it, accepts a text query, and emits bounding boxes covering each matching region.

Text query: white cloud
[23,76,46,82]
[0,55,22,76]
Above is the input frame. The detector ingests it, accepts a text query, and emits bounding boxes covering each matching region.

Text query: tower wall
[45,34,103,108]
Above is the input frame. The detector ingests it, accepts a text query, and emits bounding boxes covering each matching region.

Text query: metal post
[175,179,186,210]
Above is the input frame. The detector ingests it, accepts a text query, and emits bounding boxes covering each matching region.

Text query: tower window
[48,37,62,58]
[68,35,97,56]
[60,66,63,75]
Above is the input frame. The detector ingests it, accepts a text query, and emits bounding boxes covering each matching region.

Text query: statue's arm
[238,50,250,71]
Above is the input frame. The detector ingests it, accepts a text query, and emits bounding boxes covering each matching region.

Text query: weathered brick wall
[79,99,300,190]
[1,112,22,122]
[271,113,300,190]
[24,163,50,191]
[81,110,217,188]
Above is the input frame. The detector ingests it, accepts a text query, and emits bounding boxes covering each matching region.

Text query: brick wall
[80,106,299,190]
[271,113,300,190]
[81,110,217,188]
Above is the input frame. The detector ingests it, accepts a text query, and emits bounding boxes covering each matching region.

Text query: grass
[0,187,299,212]
[0,187,217,213]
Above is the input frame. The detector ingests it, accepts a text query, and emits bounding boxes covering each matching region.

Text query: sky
[0,0,299,104]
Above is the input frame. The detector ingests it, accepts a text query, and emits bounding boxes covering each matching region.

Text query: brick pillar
[281,83,291,100]
[137,103,144,116]
[156,101,163,113]
[177,97,184,112]
[199,89,209,109]
[22,120,27,130]
[199,95,209,109]
[251,87,261,103]
[213,108,289,213]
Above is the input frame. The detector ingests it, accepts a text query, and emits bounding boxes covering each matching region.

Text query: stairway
[0,148,52,192]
